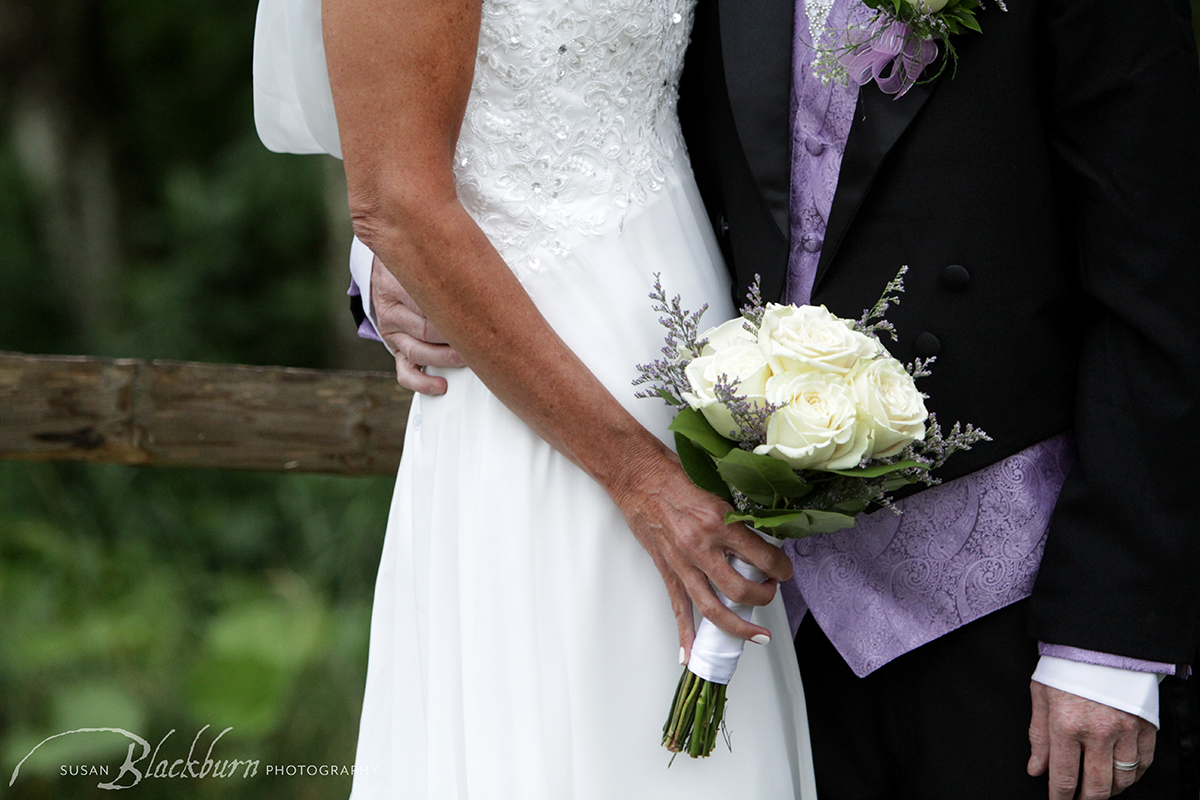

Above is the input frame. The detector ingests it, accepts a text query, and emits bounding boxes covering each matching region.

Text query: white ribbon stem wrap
[686,534,781,685]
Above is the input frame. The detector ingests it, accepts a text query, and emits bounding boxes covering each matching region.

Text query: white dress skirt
[348,162,817,798]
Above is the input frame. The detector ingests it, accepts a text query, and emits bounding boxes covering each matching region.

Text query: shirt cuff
[347,236,389,350]
[1032,655,1162,728]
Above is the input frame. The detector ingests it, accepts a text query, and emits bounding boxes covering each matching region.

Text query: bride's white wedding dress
[255,0,816,796]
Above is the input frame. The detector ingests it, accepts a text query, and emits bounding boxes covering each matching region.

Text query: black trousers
[794,601,1199,800]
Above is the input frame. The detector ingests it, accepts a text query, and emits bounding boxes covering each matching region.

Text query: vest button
[914,332,942,358]
[941,264,970,291]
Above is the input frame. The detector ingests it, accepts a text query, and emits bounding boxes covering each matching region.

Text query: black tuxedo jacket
[679,0,1200,665]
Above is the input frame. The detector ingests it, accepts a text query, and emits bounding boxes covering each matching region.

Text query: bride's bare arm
[322,0,792,650]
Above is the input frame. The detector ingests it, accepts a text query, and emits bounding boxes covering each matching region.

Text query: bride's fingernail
[750,634,771,646]
[679,647,687,665]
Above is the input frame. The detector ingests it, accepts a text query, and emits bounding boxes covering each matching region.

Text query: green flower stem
[662,670,688,749]
[689,683,711,757]
[663,669,687,739]
[708,683,728,753]
[662,667,728,759]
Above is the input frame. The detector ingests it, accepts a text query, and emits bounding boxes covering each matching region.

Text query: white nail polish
[679,646,687,665]
[750,634,771,646]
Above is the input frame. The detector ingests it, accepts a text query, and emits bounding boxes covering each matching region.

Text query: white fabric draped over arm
[252,0,342,157]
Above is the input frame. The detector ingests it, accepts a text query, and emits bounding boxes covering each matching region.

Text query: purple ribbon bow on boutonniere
[816,0,1006,98]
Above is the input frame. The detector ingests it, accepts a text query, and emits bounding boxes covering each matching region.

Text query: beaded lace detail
[453,0,693,277]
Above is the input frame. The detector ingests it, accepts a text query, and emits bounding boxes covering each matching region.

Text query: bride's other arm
[322,0,792,652]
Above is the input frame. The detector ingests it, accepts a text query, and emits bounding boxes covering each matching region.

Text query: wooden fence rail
[0,352,412,476]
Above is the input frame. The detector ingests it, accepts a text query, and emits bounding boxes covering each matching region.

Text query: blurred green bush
[0,0,392,797]
[0,462,391,799]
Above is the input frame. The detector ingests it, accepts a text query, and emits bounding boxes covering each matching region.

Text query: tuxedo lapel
[716,0,795,239]
[814,77,940,293]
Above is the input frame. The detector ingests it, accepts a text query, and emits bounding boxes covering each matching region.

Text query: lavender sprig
[633,274,707,407]
[907,356,935,381]
[739,275,767,329]
[711,374,781,449]
[915,414,991,473]
[856,265,907,341]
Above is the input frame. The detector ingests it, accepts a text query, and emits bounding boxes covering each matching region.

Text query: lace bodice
[453,0,694,277]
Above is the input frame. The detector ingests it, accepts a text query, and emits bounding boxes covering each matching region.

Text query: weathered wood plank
[0,352,412,476]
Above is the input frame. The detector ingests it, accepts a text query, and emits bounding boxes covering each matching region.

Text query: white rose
[698,316,757,356]
[850,357,929,458]
[758,304,882,377]
[682,345,772,440]
[754,371,871,471]
[907,0,950,12]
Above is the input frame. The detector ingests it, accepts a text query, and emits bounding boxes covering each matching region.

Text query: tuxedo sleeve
[348,236,389,348]
[1028,0,1200,664]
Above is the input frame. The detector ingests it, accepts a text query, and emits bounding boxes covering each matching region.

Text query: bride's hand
[612,445,794,658]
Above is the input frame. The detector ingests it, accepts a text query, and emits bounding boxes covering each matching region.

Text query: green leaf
[715,449,812,507]
[832,499,869,514]
[653,387,681,406]
[728,508,814,520]
[674,432,733,503]
[725,509,858,539]
[824,460,926,478]
[725,509,808,531]
[794,510,859,535]
[668,407,738,459]
[957,13,983,33]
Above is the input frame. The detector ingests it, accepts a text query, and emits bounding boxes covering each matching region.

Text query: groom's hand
[371,255,464,395]
[1028,681,1155,799]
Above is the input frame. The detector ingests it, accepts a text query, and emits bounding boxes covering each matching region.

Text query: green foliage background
[1,2,1199,798]
[0,0,393,797]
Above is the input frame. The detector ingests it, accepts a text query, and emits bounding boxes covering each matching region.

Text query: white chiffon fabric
[352,168,815,799]
[252,0,340,157]
[253,0,816,797]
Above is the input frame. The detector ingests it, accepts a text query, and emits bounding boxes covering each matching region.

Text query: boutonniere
[815,0,1006,98]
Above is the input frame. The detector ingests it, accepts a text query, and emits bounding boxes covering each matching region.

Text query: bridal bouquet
[634,269,986,758]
